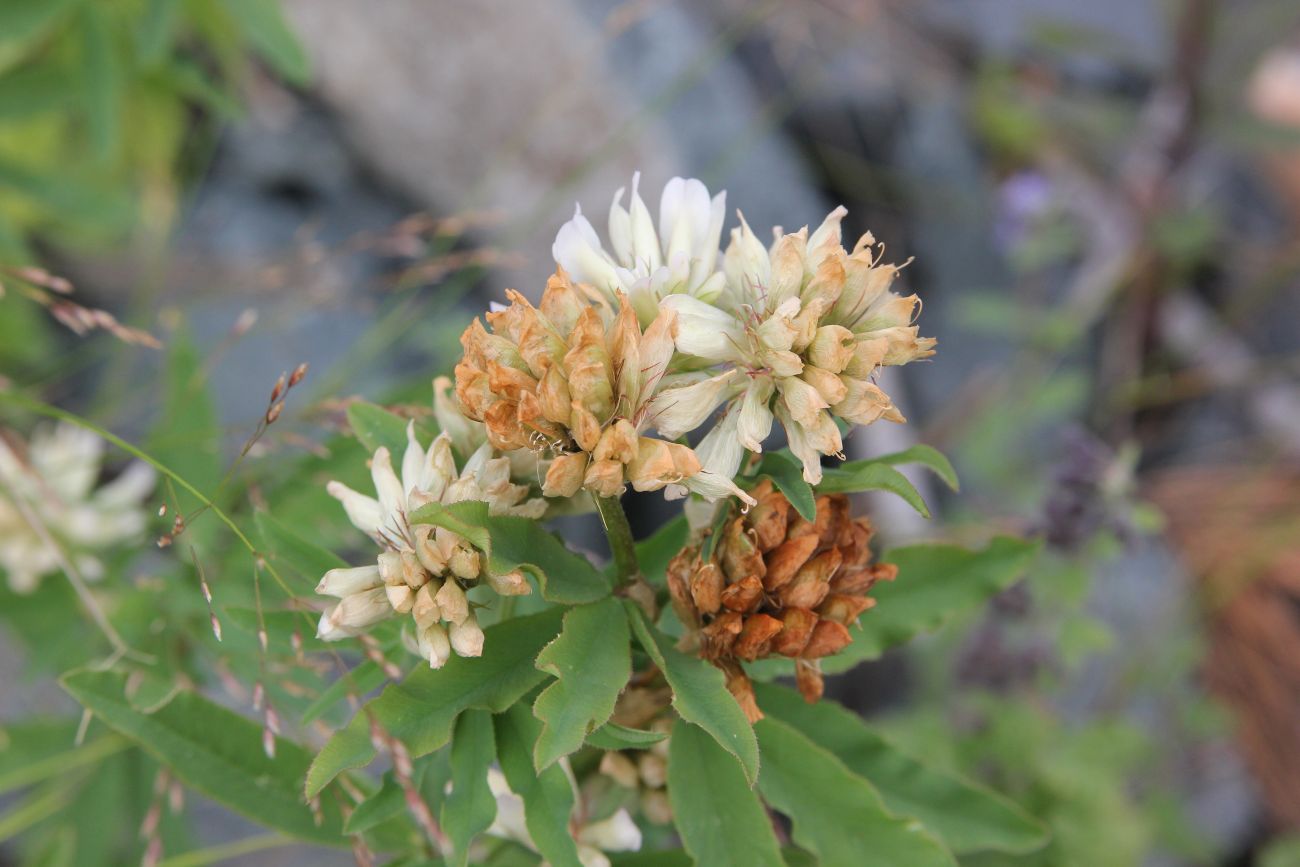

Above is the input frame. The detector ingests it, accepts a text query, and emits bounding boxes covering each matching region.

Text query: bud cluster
[667,482,896,721]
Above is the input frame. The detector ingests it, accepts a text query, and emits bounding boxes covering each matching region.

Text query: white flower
[486,767,642,866]
[552,173,727,326]
[317,422,546,666]
[0,423,154,593]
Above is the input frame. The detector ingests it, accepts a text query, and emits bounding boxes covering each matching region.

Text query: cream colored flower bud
[377,551,404,585]
[486,569,532,597]
[543,452,588,498]
[412,581,442,628]
[449,612,485,658]
[319,588,391,637]
[778,376,830,427]
[584,459,626,498]
[416,623,452,669]
[638,753,668,789]
[386,583,414,613]
[801,366,848,406]
[448,545,481,580]
[435,580,470,626]
[316,565,382,598]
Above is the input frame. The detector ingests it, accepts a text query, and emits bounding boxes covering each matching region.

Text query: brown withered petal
[722,661,764,723]
[818,593,875,626]
[719,574,764,613]
[666,550,700,627]
[778,548,842,609]
[689,562,724,615]
[733,614,784,661]
[802,620,853,658]
[763,534,821,591]
[583,459,625,497]
[831,561,897,595]
[720,517,766,585]
[795,658,825,704]
[771,608,819,657]
[701,610,743,657]
[745,482,790,550]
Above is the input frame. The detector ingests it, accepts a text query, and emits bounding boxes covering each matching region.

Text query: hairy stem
[593,494,641,586]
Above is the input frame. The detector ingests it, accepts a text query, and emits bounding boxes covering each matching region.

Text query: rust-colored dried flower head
[454,268,752,504]
[666,481,896,722]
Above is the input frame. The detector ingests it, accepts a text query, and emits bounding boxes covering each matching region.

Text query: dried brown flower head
[666,481,896,721]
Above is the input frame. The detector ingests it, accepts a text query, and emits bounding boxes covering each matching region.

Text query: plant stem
[593,494,641,587]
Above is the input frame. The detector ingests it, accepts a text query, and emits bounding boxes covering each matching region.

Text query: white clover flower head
[552,173,727,326]
[316,422,546,666]
[0,423,155,593]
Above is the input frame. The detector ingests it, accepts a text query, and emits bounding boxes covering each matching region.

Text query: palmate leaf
[754,717,955,867]
[495,704,583,867]
[61,670,344,845]
[305,607,563,797]
[819,536,1040,674]
[625,604,759,785]
[667,722,784,867]
[532,597,629,770]
[753,451,816,521]
[411,501,610,605]
[443,709,498,867]
[753,684,1048,855]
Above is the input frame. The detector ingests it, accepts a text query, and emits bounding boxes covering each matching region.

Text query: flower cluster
[317,387,546,666]
[455,269,748,504]
[0,423,154,593]
[667,482,896,721]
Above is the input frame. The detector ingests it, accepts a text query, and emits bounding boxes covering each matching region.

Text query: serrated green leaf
[533,598,629,770]
[345,401,411,457]
[755,717,955,867]
[667,721,784,867]
[495,705,582,867]
[815,462,930,516]
[754,684,1047,855]
[819,536,1039,674]
[875,444,959,491]
[585,723,667,751]
[61,670,344,845]
[306,608,562,797]
[754,451,816,521]
[625,604,759,785]
[224,0,310,85]
[411,501,610,605]
[443,710,497,866]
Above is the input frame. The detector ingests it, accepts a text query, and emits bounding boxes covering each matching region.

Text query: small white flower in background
[317,421,546,667]
[0,422,155,593]
[552,173,727,326]
[486,766,642,867]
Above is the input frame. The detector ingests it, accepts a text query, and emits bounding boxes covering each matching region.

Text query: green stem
[593,494,641,587]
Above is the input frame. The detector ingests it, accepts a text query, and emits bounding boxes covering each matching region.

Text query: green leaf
[224,0,310,85]
[815,462,929,517]
[0,0,80,47]
[345,757,436,835]
[61,670,344,845]
[754,717,955,867]
[495,705,582,867]
[532,597,629,770]
[306,607,562,797]
[626,604,759,785]
[667,721,785,867]
[345,401,411,457]
[78,5,120,160]
[820,536,1039,673]
[222,607,326,653]
[255,509,347,584]
[150,327,221,521]
[753,684,1047,855]
[411,501,610,605]
[754,452,816,521]
[443,710,498,866]
[874,445,959,491]
[585,723,667,751]
[0,719,126,795]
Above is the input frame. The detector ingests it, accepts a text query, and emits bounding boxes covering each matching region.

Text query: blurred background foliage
[2,0,1300,865]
